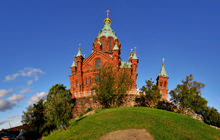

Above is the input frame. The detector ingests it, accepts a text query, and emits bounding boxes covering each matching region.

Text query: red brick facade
[157,76,169,100]
[69,19,139,100]
[69,12,168,114]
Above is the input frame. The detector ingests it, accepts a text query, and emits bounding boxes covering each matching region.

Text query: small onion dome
[71,59,76,67]
[132,47,138,60]
[104,10,111,23]
[130,49,133,57]
[76,44,82,57]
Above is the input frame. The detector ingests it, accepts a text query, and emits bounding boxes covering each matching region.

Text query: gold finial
[73,58,75,62]
[104,10,111,23]
[130,49,133,56]
[97,33,101,41]
[78,43,81,50]
[134,46,136,54]
[84,54,85,58]
[162,57,165,66]
[107,10,110,17]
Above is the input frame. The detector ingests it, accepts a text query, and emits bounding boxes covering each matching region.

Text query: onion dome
[159,58,168,77]
[97,10,117,39]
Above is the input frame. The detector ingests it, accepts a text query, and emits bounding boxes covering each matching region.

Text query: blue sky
[0,1,220,130]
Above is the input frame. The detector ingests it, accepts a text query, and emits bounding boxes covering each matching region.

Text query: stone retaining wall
[73,95,139,117]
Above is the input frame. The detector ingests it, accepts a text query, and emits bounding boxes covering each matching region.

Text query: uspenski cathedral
[69,11,169,115]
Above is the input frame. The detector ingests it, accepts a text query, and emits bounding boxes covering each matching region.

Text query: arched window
[102,39,105,51]
[160,81,163,87]
[95,59,101,70]
[109,40,111,52]
[85,78,87,85]
[164,81,167,87]
[76,80,78,87]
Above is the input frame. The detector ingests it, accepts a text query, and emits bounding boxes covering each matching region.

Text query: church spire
[76,43,82,57]
[159,58,168,77]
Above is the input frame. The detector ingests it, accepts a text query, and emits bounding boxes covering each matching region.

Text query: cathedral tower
[156,58,169,100]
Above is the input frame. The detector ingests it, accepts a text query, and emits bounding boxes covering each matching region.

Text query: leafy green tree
[22,99,53,138]
[169,74,208,113]
[45,84,73,129]
[93,64,133,108]
[139,79,161,107]
[203,107,220,127]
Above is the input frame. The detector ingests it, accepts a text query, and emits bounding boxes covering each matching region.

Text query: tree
[22,99,52,138]
[93,64,133,108]
[169,74,208,113]
[45,84,73,129]
[139,79,161,107]
[203,107,220,127]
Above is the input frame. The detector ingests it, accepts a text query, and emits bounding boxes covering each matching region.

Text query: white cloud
[0,94,25,111]
[5,73,19,81]
[6,94,24,104]
[28,92,47,105]
[4,68,44,82]
[0,89,13,98]
[20,88,32,94]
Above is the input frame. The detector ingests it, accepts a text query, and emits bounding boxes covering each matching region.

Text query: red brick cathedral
[69,11,169,104]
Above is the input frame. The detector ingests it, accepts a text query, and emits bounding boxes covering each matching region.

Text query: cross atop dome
[97,10,117,39]
[104,10,111,23]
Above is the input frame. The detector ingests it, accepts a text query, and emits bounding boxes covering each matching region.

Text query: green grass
[43,107,220,140]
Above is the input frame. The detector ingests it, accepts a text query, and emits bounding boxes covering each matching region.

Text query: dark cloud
[0,94,24,112]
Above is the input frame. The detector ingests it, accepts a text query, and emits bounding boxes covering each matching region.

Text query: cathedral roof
[159,58,168,77]
[97,10,117,39]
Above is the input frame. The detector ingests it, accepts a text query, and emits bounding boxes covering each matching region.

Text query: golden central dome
[104,10,111,23]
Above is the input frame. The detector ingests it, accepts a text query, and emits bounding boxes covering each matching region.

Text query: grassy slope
[44,107,220,140]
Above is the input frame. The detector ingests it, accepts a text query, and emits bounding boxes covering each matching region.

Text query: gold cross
[131,48,133,52]
[106,10,110,17]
